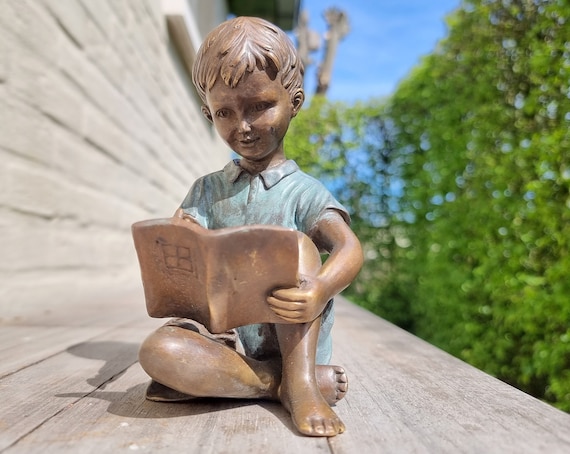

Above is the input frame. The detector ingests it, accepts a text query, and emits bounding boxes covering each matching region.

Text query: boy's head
[192,16,304,110]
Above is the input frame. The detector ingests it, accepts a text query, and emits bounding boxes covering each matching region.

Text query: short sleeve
[295,177,350,235]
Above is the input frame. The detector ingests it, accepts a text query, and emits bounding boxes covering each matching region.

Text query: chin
[235,150,268,160]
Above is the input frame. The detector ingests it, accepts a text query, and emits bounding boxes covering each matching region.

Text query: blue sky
[297,0,460,102]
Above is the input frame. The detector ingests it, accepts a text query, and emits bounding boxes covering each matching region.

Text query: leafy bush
[286,0,570,412]
[386,0,570,411]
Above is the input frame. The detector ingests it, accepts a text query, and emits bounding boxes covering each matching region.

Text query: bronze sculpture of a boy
[137,16,363,437]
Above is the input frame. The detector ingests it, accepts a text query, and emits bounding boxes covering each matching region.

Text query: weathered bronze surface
[133,16,363,437]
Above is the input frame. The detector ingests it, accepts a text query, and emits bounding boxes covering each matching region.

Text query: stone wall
[0,0,230,320]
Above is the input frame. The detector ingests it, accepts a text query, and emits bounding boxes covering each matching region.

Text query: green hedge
[287,0,570,412]
[384,0,570,411]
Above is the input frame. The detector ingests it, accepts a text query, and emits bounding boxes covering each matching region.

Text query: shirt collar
[223,159,299,189]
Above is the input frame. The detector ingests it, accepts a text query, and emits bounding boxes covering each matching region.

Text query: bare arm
[267,210,363,322]
[311,210,363,299]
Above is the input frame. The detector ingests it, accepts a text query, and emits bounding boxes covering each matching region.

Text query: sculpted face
[204,68,303,172]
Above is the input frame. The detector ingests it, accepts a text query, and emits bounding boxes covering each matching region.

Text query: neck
[239,153,286,175]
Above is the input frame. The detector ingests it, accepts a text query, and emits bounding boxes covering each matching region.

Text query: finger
[269,308,305,322]
[271,288,307,301]
[266,297,305,311]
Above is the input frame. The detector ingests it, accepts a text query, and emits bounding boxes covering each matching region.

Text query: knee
[138,326,185,377]
[297,232,321,276]
[138,324,207,377]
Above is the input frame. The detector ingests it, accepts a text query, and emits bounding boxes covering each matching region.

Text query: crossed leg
[139,320,346,436]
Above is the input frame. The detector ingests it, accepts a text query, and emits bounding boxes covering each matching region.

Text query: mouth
[239,137,259,146]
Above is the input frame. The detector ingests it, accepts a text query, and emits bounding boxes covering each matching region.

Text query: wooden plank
[0,315,329,453]
[0,326,102,377]
[5,363,328,454]
[328,298,570,454]
[2,288,148,328]
[2,293,570,453]
[0,291,159,378]
[0,325,150,451]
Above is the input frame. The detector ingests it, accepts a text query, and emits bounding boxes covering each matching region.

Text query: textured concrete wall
[0,0,230,320]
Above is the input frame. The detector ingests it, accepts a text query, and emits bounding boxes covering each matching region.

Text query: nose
[238,118,251,133]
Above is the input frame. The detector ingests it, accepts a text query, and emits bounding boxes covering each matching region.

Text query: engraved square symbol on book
[161,242,194,273]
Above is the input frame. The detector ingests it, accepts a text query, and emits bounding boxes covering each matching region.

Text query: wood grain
[1,295,569,453]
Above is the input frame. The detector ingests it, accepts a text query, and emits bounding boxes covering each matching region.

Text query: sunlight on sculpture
[133,16,363,437]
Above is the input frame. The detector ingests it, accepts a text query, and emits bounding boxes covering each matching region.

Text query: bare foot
[147,365,349,406]
[316,365,348,405]
[147,376,346,436]
[280,382,346,437]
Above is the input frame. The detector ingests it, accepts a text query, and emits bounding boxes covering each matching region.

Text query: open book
[132,218,317,333]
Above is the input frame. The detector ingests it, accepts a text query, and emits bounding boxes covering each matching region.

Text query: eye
[253,102,270,112]
[216,108,231,118]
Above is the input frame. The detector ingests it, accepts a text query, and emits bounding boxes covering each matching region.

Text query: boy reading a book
[138,16,363,437]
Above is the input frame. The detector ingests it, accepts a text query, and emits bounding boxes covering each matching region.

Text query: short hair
[192,16,304,104]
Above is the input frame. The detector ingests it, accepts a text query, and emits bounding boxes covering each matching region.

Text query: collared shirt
[180,159,349,364]
[181,159,349,235]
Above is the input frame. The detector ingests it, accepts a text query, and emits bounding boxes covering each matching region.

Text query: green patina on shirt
[180,159,349,364]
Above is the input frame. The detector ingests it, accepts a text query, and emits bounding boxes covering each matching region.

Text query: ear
[201,105,213,123]
[291,88,305,118]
